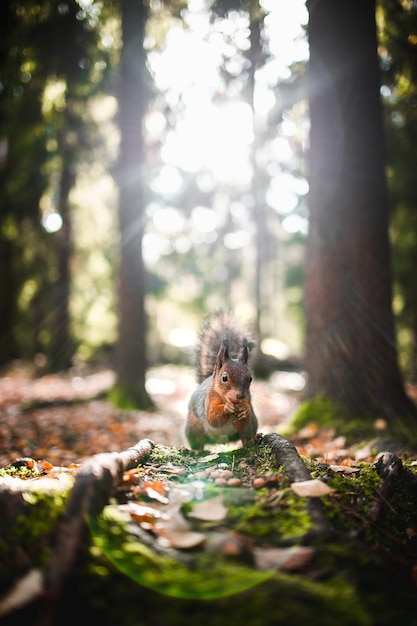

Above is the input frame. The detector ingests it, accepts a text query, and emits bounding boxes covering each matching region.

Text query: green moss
[230,487,311,542]
[289,395,383,442]
[308,458,417,566]
[89,505,272,599]
[291,396,344,430]
[315,465,379,535]
[0,460,42,478]
[62,539,376,626]
[0,476,73,592]
[142,441,277,489]
[147,443,189,465]
[87,504,379,626]
[108,384,155,411]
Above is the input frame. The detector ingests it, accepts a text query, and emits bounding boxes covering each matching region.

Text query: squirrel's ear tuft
[240,338,249,364]
[216,335,229,367]
[221,335,230,359]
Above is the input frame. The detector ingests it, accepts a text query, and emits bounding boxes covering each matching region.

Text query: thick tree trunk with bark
[305,0,416,431]
[115,0,152,408]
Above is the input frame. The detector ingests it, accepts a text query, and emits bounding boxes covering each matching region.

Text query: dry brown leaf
[187,495,228,522]
[199,453,219,463]
[122,468,141,483]
[155,503,206,549]
[297,423,319,438]
[142,481,169,504]
[120,502,166,526]
[36,459,54,472]
[291,478,335,497]
[253,545,314,572]
[329,464,360,474]
[158,463,186,476]
[157,528,206,549]
[355,444,373,461]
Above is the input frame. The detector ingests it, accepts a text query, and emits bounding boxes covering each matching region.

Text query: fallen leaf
[120,502,166,527]
[253,545,314,571]
[142,481,169,504]
[36,459,53,472]
[0,569,43,617]
[157,528,206,549]
[297,423,319,438]
[355,444,373,461]
[122,468,141,483]
[187,495,228,522]
[199,453,219,463]
[155,503,206,548]
[339,457,356,466]
[291,479,335,497]
[168,485,196,504]
[329,465,360,474]
[158,463,186,476]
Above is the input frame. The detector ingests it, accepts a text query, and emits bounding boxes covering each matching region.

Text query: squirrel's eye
[221,372,228,382]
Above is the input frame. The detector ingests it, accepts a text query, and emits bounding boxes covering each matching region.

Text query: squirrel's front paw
[233,405,250,422]
[224,402,236,415]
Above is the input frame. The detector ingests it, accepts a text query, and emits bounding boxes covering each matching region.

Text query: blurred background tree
[379,0,417,379]
[304,0,416,434]
[112,0,153,408]
[0,0,49,366]
[0,0,117,370]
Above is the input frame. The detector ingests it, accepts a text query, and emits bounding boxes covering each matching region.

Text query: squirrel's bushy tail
[195,311,254,383]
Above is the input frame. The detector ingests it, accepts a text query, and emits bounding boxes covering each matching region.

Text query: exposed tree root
[261,433,330,534]
[35,438,154,626]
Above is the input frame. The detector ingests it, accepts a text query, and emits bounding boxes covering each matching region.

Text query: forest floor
[3,362,417,626]
[2,360,417,471]
[0,361,305,468]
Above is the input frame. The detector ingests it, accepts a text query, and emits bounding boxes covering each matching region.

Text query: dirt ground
[0,362,303,468]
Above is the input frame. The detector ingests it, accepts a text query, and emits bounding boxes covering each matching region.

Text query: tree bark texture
[305,0,416,427]
[116,0,152,407]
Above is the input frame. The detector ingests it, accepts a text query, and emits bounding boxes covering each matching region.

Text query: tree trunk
[114,0,153,408]
[304,0,416,431]
[49,163,75,371]
[0,238,18,366]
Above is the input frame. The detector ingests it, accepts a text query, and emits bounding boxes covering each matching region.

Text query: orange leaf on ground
[142,481,169,504]
[36,459,54,473]
[120,502,166,527]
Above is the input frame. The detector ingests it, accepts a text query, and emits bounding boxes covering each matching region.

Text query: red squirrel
[186,312,258,449]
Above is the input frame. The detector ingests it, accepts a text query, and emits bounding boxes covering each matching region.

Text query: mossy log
[1,435,417,626]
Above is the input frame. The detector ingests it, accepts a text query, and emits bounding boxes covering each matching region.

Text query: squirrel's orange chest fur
[205,389,251,427]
